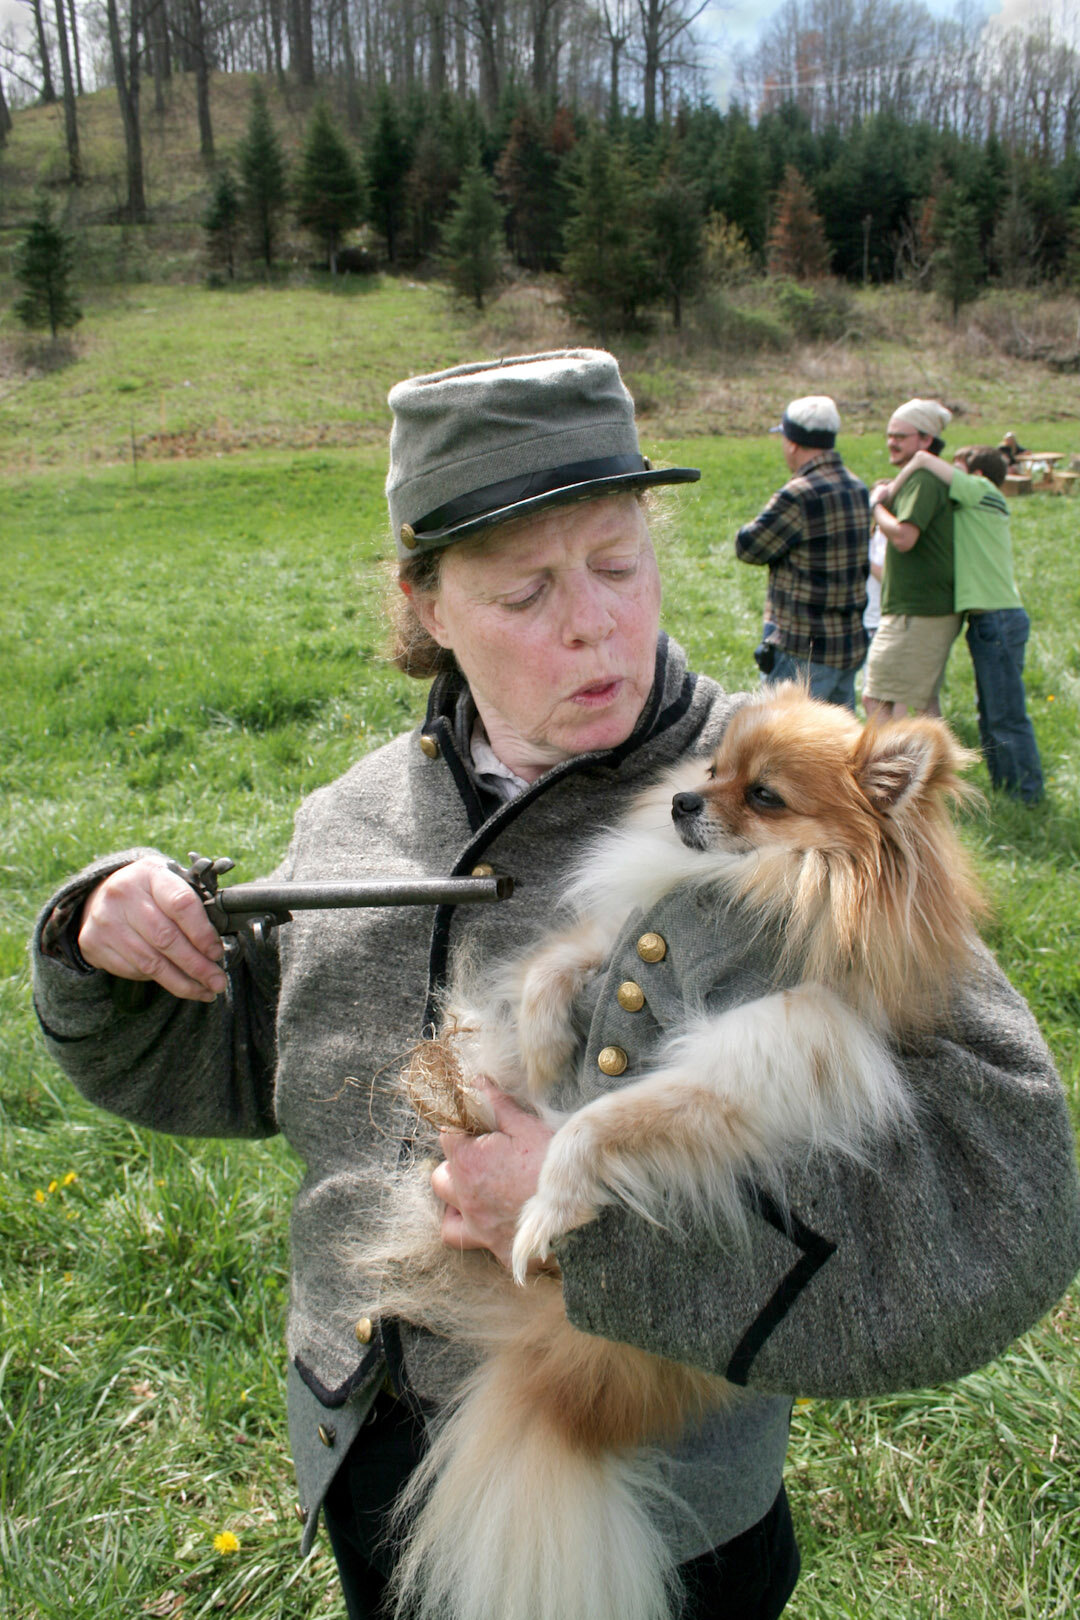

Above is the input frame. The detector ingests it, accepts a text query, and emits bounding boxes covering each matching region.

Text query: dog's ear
[855,720,951,816]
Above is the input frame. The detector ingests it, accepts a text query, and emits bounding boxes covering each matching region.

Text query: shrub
[692,291,787,354]
[771,278,855,341]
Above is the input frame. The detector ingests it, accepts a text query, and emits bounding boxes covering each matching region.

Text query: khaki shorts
[862,613,962,711]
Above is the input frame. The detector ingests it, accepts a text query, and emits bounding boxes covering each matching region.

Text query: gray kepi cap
[386,349,700,560]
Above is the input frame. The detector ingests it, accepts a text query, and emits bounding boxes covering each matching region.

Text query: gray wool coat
[31,635,1080,1561]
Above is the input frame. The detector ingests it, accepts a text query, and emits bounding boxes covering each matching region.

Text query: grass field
[2,277,1079,1618]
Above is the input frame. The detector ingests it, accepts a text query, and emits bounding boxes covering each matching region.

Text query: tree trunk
[288,0,314,83]
[31,0,57,103]
[106,0,149,222]
[267,0,285,83]
[640,0,659,128]
[66,0,84,94]
[149,0,168,116]
[473,0,500,117]
[190,0,215,160]
[341,0,361,128]
[0,75,12,144]
[53,0,81,181]
[427,0,447,95]
[455,1,468,95]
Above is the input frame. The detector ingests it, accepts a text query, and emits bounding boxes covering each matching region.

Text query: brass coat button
[355,1316,373,1345]
[597,1046,628,1076]
[295,1503,309,1525]
[471,863,494,877]
[636,932,667,963]
[317,1423,336,1448]
[400,523,417,549]
[617,980,645,1012]
[420,734,440,759]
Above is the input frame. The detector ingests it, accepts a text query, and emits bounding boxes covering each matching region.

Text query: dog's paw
[512,1192,593,1283]
[511,1127,604,1283]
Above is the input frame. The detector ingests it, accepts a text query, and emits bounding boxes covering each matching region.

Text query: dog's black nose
[672,792,704,820]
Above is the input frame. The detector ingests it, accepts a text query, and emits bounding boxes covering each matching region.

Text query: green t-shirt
[949,468,1023,613]
[880,469,955,616]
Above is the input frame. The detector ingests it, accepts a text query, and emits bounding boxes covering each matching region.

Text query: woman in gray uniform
[32,350,1080,1620]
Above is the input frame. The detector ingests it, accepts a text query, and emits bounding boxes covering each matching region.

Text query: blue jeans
[965,609,1044,803]
[764,648,858,712]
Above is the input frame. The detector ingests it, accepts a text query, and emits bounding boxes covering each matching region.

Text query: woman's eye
[502,585,545,610]
[595,556,638,579]
[746,782,786,810]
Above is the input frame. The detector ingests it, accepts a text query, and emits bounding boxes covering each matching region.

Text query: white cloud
[0,0,31,44]
[984,0,1080,38]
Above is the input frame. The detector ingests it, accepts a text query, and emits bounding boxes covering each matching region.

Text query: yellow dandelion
[62,1172,78,1187]
[34,1189,46,1204]
[63,1272,74,1283]
[48,1180,59,1194]
[1047,694,1055,702]
[213,1531,241,1555]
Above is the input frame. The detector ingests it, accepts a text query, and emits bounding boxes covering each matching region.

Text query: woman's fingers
[79,858,229,1001]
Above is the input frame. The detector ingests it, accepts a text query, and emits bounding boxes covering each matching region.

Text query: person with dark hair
[30,353,1077,1620]
[882,443,1044,803]
[734,395,870,712]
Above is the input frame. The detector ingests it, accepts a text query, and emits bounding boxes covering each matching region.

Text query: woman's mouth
[570,679,622,707]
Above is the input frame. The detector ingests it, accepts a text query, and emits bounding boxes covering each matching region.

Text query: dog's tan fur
[349,686,985,1620]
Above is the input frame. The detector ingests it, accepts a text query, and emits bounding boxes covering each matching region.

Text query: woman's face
[412,494,662,782]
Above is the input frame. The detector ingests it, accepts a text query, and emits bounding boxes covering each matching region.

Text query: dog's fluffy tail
[388,1300,711,1620]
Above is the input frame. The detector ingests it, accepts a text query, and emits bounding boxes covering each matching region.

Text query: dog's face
[669,686,971,861]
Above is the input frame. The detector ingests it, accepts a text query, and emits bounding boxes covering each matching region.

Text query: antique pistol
[112,853,513,1013]
[174,853,514,944]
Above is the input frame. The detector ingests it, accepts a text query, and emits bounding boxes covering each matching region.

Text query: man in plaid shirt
[735,396,870,712]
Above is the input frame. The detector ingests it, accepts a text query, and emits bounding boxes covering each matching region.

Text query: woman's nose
[562,578,616,644]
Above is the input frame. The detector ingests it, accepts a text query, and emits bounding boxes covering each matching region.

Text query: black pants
[322,1392,800,1620]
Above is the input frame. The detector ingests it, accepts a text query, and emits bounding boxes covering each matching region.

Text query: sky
[0,0,1073,100]
[700,0,1070,103]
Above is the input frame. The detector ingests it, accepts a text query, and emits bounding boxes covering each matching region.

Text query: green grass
[2,282,1079,1617]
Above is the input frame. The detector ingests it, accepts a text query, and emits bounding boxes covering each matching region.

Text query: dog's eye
[746,782,786,810]
[705,763,717,780]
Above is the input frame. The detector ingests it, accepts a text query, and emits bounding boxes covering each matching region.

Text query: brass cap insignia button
[616,980,645,1012]
[471,863,494,877]
[355,1316,373,1345]
[317,1423,336,1448]
[294,1503,309,1525]
[400,523,417,549]
[597,1045,628,1076]
[636,932,667,963]
[420,734,440,759]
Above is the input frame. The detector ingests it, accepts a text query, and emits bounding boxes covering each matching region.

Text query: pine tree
[439,159,504,309]
[365,87,410,264]
[14,199,81,339]
[204,163,242,281]
[296,100,364,273]
[647,174,705,330]
[766,165,832,281]
[495,106,568,271]
[933,186,983,321]
[239,83,288,273]
[561,131,656,342]
[1065,206,1080,292]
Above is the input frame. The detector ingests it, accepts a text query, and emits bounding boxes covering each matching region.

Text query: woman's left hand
[431,1081,554,1269]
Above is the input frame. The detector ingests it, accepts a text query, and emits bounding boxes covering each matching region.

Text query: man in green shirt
[862,398,962,719]
[882,443,1044,803]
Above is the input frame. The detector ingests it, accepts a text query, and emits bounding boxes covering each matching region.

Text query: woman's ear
[410,586,451,649]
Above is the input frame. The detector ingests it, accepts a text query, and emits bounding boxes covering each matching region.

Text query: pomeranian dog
[351,685,985,1620]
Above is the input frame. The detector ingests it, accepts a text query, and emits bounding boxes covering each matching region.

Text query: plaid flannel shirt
[735,450,870,671]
